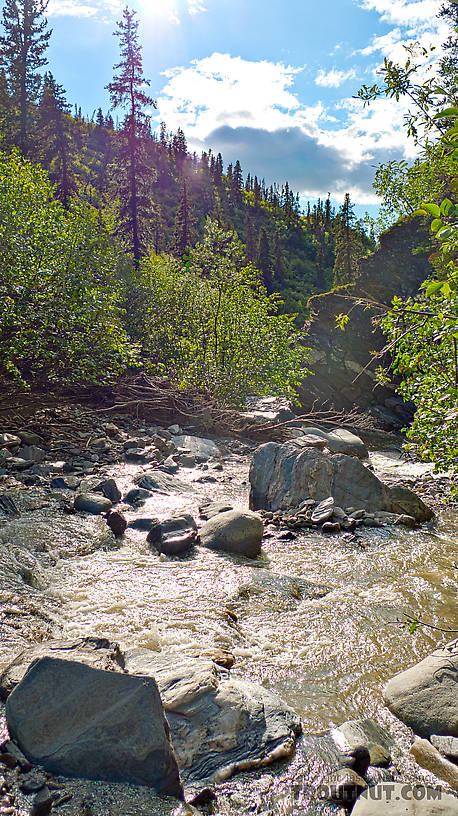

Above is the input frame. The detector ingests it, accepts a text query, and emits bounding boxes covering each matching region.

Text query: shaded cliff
[298,217,432,429]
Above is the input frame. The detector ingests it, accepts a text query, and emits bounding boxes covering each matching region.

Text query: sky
[41,0,449,213]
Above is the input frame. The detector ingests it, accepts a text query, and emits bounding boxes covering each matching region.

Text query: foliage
[0,150,137,384]
[107,5,156,265]
[126,220,308,405]
[0,0,51,152]
[332,193,366,286]
[379,292,458,478]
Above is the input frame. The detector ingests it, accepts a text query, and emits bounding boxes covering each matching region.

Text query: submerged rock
[235,569,330,611]
[124,651,302,783]
[5,657,183,797]
[135,472,189,495]
[384,640,458,738]
[249,443,433,522]
[199,509,263,558]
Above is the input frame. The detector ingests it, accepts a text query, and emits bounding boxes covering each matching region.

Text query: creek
[1,441,457,815]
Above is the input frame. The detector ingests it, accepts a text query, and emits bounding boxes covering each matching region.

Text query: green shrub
[0,151,137,384]
[129,220,308,405]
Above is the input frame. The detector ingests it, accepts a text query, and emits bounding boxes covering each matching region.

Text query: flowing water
[2,447,458,815]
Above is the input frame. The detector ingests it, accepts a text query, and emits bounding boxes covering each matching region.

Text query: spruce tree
[256,227,272,292]
[332,193,365,286]
[37,72,79,204]
[173,179,192,258]
[244,210,255,262]
[0,0,51,153]
[230,159,243,204]
[0,68,13,147]
[107,5,156,265]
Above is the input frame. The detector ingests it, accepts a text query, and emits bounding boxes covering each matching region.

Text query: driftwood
[0,373,375,442]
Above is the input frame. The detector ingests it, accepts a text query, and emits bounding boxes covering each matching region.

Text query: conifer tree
[0,0,51,153]
[273,232,284,286]
[173,179,192,258]
[37,72,79,204]
[332,193,365,286]
[230,159,243,204]
[244,210,255,262]
[0,68,13,146]
[107,5,156,265]
[256,227,272,292]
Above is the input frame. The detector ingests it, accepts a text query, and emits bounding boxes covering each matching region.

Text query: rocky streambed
[0,406,457,815]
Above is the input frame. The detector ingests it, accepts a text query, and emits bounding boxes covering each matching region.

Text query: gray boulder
[74,493,112,514]
[249,443,433,522]
[199,509,263,558]
[95,479,121,504]
[0,637,125,700]
[352,784,458,814]
[300,426,368,459]
[147,514,197,556]
[384,640,458,738]
[135,472,189,494]
[331,718,393,767]
[124,651,302,783]
[235,569,330,611]
[5,657,183,797]
[172,435,220,462]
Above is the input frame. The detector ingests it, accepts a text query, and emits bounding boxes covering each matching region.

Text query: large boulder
[352,783,458,814]
[249,443,433,522]
[384,641,458,739]
[300,427,368,459]
[5,657,183,797]
[199,509,263,558]
[124,651,302,783]
[172,436,220,462]
[0,637,125,701]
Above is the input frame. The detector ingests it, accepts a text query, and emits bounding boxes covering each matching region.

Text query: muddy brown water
[1,448,457,815]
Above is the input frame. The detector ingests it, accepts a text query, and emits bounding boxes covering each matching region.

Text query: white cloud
[48,0,206,21]
[48,0,98,15]
[357,0,441,27]
[315,67,357,87]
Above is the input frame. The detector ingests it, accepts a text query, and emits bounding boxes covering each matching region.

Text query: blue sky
[42,0,446,211]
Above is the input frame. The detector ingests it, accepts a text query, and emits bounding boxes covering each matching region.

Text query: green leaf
[425,280,443,296]
[434,106,458,119]
[423,203,441,218]
[440,198,453,216]
[431,218,443,233]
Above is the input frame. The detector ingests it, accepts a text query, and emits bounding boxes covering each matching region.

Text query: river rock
[95,478,121,504]
[199,500,234,520]
[411,738,458,793]
[172,436,220,463]
[5,657,183,797]
[123,651,302,783]
[249,443,433,522]
[300,427,369,459]
[431,735,458,763]
[135,472,189,495]
[0,433,20,449]
[105,510,127,537]
[332,718,393,767]
[352,783,458,814]
[17,445,46,463]
[74,493,112,514]
[384,640,458,738]
[147,514,197,556]
[199,510,263,558]
[0,637,125,700]
[323,768,368,808]
[235,569,330,611]
[123,487,151,506]
[18,431,44,446]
